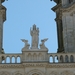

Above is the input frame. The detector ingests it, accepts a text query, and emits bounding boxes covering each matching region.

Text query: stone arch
[60,70,73,75]
[60,55,63,63]
[49,55,53,63]
[33,53,37,61]
[27,69,45,75]
[16,55,21,63]
[13,71,23,75]
[38,53,43,60]
[54,55,58,63]
[49,71,58,75]
[28,53,32,61]
[0,71,10,75]
[70,55,74,63]
[65,55,69,62]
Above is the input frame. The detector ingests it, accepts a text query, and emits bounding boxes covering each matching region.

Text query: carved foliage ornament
[0,71,10,75]
[32,73,39,75]
[49,71,58,75]
[15,73,22,75]
[60,71,73,75]
[13,71,23,75]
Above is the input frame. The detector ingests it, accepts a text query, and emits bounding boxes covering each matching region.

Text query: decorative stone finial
[30,24,39,49]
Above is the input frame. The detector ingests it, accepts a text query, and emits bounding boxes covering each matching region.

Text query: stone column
[56,19,64,53]
[0,12,3,53]
[15,57,17,63]
[0,1,6,54]
[10,57,12,63]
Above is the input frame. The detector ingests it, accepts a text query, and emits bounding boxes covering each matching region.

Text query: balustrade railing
[0,53,22,64]
[48,53,75,63]
[0,53,75,64]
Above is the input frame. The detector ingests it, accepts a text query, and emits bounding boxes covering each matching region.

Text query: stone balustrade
[48,53,75,63]
[0,53,22,64]
[0,53,75,64]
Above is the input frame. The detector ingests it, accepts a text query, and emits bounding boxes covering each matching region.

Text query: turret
[0,0,6,54]
[51,0,75,53]
[51,0,64,53]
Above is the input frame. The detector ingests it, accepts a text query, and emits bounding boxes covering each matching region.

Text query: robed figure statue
[30,24,39,49]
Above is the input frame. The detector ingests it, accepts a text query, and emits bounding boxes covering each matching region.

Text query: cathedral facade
[0,0,75,75]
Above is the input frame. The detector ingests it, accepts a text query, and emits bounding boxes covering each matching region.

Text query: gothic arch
[0,71,10,75]
[38,53,43,60]
[27,69,45,75]
[60,70,73,75]
[13,71,23,75]
[33,53,37,61]
[49,71,58,75]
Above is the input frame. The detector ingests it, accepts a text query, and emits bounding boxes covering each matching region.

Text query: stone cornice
[0,64,24,68]
[0,63,75,68]
[52,3,61,12]
[22,49,48,52]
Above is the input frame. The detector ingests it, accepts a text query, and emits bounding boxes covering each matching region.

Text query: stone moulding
[0,63,75,68]
[27,69,45,75]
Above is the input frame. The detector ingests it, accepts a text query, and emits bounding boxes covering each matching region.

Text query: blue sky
[3,0,57,53]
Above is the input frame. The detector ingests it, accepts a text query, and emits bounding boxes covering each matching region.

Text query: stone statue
[30,24,39,49]
[21,39,30,49]
[40,38,48,49]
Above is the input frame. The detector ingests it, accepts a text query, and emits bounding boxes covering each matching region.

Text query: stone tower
[52,0,75,53]
[0,0,6,54]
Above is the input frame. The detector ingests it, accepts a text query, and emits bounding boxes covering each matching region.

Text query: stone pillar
[58,55,61,63]
[10,57,12,63]
[15,57,17,63]
[0,0,6,54]
[56,19,64,53]
[0,13,3,53]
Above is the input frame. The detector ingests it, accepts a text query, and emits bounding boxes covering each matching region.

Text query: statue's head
[33,24,36,30]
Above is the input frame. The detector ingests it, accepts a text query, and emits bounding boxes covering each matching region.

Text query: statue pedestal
[22,48,49,63]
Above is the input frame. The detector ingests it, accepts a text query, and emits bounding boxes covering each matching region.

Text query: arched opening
[60,55,63,63]
[12,56,15,63]
[49,56,53,63]
[27,69,44,75]
[17,56,21,63]
[6,56,10,63]
[70,55,74,63]
[55,55,58,63]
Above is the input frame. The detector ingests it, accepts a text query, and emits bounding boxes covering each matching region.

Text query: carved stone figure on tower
[30,24,39,49]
